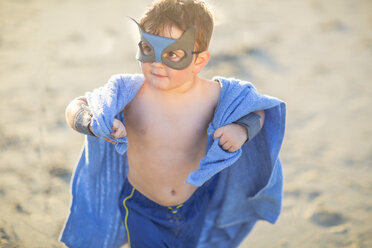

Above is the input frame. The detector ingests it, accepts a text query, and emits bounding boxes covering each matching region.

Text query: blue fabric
[60,74,286,248]
[119,177,216,248]
[86,74,144,155]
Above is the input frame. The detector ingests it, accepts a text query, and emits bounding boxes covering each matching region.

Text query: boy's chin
[148,80,189,93]
[147,78,171,90]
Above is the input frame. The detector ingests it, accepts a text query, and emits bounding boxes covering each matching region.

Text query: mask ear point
[180,26,196,41]
[128,16,143,30]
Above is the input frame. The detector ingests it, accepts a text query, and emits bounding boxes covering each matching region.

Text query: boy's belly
[127,169,199,207]
[126,138,207,207]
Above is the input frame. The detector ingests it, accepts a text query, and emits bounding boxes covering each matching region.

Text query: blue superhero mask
[133,19,201,70]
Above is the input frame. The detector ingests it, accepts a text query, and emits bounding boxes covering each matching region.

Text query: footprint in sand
[310,209,347,227]
[49,167,72,184]
[284,189,321,201]
[14,203,30,215]
[0,227,11,244]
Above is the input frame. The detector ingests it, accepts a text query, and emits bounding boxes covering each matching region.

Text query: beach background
[0,0,371,247]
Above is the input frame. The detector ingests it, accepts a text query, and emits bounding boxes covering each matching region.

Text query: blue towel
[86,74,144,154]
[60,74,286,248]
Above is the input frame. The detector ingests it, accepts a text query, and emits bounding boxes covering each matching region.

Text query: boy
[61,0,286,247]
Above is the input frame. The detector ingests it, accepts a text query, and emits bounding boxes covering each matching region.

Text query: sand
[0,0,371,247]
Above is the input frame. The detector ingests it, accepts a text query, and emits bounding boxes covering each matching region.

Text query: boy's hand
[102,119,127,145]
[213,123,248,152]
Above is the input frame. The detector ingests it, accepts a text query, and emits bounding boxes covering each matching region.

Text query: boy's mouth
[151,72,167,78]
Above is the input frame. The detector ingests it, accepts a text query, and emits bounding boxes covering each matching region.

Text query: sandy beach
[0,0,371,247]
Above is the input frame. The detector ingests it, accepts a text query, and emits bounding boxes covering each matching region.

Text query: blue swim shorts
[119,176,217,248]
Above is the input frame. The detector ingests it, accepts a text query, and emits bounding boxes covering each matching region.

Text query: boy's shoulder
[198,77,221,104]
[200,77,221,92]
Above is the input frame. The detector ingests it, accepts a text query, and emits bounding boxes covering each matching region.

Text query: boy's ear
[192,51,210,74]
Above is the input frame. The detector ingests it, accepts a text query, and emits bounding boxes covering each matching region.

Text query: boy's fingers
[112,123,120,131]
[110,129,127,139]
[213,128,223,139]
[218,134,229,146]
[119,129,126,137]
[111,131,121,139]
[228,146,237,152]
[219,137,227,146]
[110,127,127,139]
[112,119,122,131]
[111,120,126,138]
[222,143,232,151]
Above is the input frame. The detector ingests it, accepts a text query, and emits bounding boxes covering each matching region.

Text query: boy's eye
[163,50,185,62]
[139,42,152,55]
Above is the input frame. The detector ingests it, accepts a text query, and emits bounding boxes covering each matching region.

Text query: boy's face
[139,26,200,93]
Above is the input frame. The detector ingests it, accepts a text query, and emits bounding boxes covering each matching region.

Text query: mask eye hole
[139,41,153,56]
[163,50,185,62]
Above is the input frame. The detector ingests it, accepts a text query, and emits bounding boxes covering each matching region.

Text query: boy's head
[139,0,214,52]
[135,0,214,92]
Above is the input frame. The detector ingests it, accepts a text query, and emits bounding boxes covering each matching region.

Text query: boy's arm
[65,96,96,136]
[213,110,265,152]
[65,97,126,143]
[233,110,265,142]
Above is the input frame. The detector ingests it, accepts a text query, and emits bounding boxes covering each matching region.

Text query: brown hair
[139,0,214,51]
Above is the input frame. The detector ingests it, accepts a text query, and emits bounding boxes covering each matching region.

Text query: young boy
[61,0,286,247]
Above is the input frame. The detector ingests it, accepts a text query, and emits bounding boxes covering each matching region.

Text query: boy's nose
[151,61,165,68]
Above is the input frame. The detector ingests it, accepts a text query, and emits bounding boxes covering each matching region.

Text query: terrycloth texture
[87,74,144,155]
[60,74,286,248]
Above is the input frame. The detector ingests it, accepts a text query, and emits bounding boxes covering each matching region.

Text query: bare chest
[124,98,212,153]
